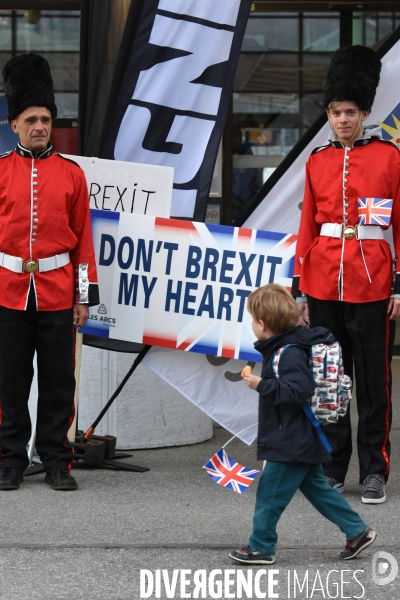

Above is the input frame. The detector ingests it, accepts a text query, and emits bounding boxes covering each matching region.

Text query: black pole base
[24,461,46,476]
[98,458,149,472]
[24,435,150,475]
[70,433,150,473]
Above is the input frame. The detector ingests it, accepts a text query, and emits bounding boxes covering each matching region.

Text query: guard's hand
[388,297,400,320]
[243,373,262,390]
[297,301,310,327]
[72,303,89,327]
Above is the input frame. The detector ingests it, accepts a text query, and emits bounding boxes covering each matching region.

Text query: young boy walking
[229,284,376,565]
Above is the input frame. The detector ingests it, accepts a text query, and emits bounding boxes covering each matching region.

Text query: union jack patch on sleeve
[358,197,393,226]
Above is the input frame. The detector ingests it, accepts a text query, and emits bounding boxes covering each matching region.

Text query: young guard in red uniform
[293,46,400,504]
[0,54,99,491]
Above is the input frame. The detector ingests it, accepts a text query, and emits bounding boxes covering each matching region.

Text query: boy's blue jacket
[255,325,334,463]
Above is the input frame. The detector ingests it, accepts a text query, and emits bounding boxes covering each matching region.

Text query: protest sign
[80,210,296,362]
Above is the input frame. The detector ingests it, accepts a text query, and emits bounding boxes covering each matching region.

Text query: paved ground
[2,358,400,599]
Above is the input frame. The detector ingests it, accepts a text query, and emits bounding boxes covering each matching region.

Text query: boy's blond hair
[247,283,299,334]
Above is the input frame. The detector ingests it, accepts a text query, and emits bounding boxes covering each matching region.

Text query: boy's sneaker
[325,476,344,494]
[361,474,386,504]
[339,527,377,560]
[229,545,275,565]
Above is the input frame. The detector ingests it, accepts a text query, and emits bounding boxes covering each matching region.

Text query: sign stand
[24,341,151,476]
[68,345,152,473]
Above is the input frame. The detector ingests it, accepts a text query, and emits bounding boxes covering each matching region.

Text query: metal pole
[84,344,152,439]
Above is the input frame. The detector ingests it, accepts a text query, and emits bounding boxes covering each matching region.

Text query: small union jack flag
[358,197,393,226]
[203,448,259,493]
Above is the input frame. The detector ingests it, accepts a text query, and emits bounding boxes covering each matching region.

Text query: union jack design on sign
[358,197,393,226]
[203,448,259,493]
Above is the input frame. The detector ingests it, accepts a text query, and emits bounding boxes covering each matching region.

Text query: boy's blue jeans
[249,461,368,556]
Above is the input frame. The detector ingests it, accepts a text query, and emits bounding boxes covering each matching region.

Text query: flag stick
[221,423,258,449]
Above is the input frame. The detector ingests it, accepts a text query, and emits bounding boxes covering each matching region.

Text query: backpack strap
[273,344,332,453]
[301,403,332,453]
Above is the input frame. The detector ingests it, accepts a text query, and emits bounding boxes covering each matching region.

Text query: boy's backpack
[272,341,352,424]
[272,342,352,453]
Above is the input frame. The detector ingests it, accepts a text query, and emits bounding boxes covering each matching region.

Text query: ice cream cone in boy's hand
[241,366,253,378]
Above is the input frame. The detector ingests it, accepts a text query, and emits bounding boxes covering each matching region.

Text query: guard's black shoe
[45,469,78,491]
[0,467,23,490]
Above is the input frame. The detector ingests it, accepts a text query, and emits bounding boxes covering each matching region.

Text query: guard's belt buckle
[343,225,358,240]
[24,260,38,273]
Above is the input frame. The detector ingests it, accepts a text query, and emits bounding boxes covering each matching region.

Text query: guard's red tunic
[0,144,99,311]
[294,137,400,302]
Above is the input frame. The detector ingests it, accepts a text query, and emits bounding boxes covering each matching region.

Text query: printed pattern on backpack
[272,342,352,424]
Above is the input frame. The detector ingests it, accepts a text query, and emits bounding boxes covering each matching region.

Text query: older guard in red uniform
[293,46,400,504]
[0,54,99,491]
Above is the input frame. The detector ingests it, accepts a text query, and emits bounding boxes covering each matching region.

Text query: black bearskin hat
[2,53,57,122]
[323,45,381,112]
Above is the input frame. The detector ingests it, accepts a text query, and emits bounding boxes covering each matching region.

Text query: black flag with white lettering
[100,0,252,222]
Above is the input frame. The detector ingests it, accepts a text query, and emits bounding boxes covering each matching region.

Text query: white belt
[320,223,385,241]
[0,251,70,273]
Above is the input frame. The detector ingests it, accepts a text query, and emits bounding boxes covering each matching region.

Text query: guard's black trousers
[0,288,76,472]
[308,296,394,484]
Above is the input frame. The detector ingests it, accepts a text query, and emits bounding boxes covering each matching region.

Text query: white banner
[145,346,260,445]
